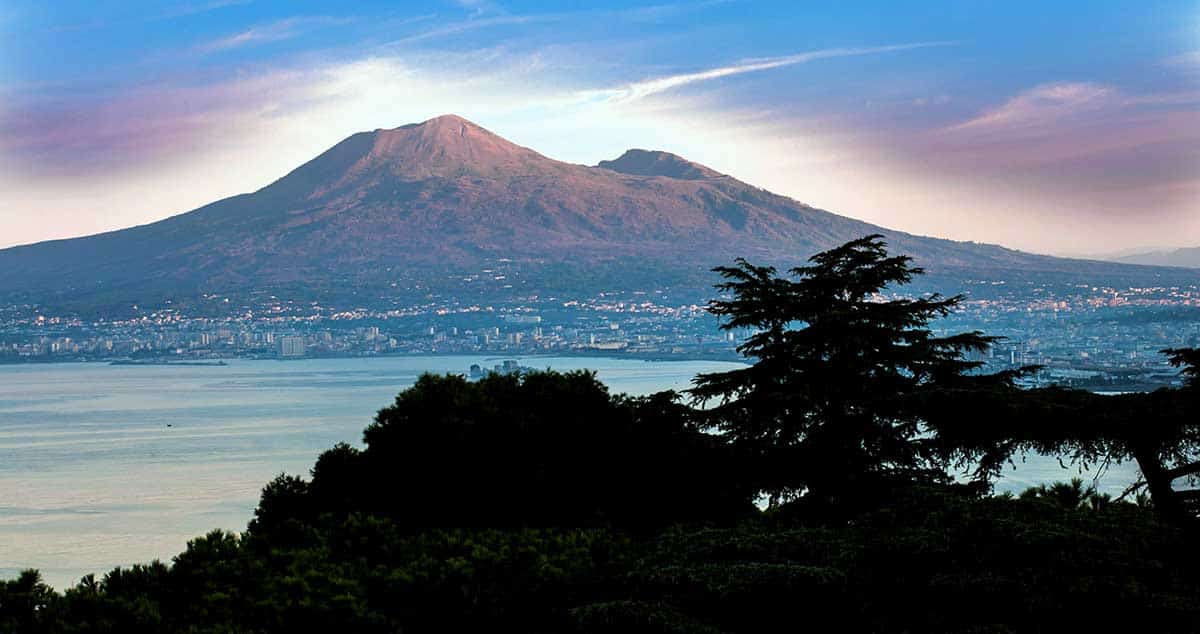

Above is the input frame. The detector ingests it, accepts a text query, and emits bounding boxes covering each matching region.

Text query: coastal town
[3,280,1198,391]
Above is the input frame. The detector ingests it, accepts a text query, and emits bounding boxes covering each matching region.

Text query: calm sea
[0,355,1138,589]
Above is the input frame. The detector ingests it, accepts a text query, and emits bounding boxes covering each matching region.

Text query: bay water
[0,355,1138,589]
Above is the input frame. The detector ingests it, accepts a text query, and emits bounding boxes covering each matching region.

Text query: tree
[689,235,1008,507]
[257,370,754,532]
[1166,347,1200,390]
[926,348,1200,525]
[0,569,55,633]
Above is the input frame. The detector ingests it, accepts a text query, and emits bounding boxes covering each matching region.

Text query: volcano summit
[0,115,1183,315]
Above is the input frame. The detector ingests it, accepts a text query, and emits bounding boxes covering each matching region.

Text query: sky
[1,0,1197,256]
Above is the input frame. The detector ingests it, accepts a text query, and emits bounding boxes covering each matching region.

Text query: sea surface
[0,355,1138,589]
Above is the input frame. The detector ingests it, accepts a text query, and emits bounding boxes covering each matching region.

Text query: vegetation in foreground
[4,236,1200,633]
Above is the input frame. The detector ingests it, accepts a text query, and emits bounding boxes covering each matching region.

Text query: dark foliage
[19,485,1200,633]
[923,356,1200,524]
[1166,347,1200,390]
[0,571,55,633]
[252,370,755,536]
[606,486,1200,633]
[690,235,1013,507]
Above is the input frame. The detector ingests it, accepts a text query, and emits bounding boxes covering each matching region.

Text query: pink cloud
[820,78,1200,245]
[948,82,1116,132]
[0,70,312,176]
[926,82,1200,169]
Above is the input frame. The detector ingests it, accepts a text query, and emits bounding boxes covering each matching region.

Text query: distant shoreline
[108,359,229,367]
[2,352,1178,394]
[0,348,745,368]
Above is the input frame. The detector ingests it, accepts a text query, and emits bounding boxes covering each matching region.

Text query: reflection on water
[0,355,1138,589]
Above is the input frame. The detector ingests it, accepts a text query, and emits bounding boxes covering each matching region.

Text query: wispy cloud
[385,14,555,45]
[158,0,255,20]
[942,81,1200,152]
[198,16,349,53]
[0,68,312,169]
[948,82,1115,131]
[0,40,954,178]
[46,0,253,33]
[1164,50,1200,67]
[898,79,1200,215]
[615,0,736,23]
[451,0,505,18]
[603,42,955,103]
[384,2,733,48]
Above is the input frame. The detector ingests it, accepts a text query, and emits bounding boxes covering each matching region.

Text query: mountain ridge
[597,149,723,180]
[0,114,1191,315]
[1113,247,1200,269]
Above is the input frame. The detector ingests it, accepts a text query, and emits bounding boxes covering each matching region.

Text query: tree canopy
[690,234,1012,507]
[253,370,754,536]
[925,369,1200,524]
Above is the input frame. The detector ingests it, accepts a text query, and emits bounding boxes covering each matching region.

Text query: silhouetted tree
[251,370,753,534]
[1018,478,1111,511]
[927,348,1200,524]
[1167,347,1200,390]
[690,235,1006,507]
[0,570,55,633]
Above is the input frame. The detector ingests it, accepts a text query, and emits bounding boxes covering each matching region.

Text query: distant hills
[0,114,1192,315]
[1113,248,1200,269]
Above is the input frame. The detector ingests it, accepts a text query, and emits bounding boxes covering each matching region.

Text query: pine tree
[1166,347,1200,390]
[690,235,1000,507]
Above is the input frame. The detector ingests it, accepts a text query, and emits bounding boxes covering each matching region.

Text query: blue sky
[1,1,1197,254]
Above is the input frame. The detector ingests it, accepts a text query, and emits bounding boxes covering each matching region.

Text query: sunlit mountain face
[0,115,1187,317]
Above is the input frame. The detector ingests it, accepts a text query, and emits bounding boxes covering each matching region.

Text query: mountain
[0,114,1191,314]
[1114,248,1200,269]
[597,149,723,179]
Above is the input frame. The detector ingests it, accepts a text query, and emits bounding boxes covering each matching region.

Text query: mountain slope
[0,114,1190,313]
[1115,248,1200,269]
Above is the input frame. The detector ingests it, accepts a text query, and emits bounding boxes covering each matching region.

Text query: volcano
[0,114,1187,314]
